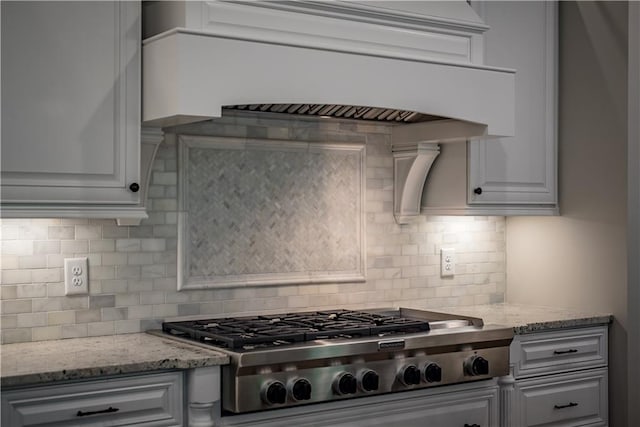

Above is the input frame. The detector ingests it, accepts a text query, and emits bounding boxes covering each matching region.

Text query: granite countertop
[436,303,613,334]
[0,304,613,388]
[0,333,229,388]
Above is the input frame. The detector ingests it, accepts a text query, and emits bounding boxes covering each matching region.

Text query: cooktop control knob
[334,372,357,395]
[360,370,380,392]
[465,355,489,376]
[400,365,421,386]
[424,363,442,383]
[262,381,287,405]
[291,378,312,401]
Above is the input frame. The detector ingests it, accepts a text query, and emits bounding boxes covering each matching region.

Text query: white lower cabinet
[1,372,184,427]
[504,326,609,427]
[219,382,499,427]
[514,369,608,427]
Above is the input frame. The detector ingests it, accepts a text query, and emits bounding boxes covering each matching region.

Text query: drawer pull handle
[464,424,481,427]
[553,349,578,355]
[554,402,579,409]
[76,407,120,417]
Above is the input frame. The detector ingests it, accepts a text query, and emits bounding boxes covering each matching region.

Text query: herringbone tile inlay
[182,138,365,287]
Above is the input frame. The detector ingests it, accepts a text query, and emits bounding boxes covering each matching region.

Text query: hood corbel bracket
[392,143,440,224]
[391,119,488,224]
[116,127,164,226]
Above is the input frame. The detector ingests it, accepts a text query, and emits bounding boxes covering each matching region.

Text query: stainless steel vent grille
[224,104,443,123]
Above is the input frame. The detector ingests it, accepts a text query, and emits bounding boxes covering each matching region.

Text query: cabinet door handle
[76,406,120,417]
[554,402,578,409]
[553,349,578,355]
[129,182,140,192]
[473,187,483,195]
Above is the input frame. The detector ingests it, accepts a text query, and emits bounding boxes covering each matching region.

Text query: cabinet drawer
[220,382,498,427]
[515,368,607,427]
[511,326,607,378]
[339,393,492,427]
[1,372,183,427]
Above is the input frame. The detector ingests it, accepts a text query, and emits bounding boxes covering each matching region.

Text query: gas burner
[162,309,430,350]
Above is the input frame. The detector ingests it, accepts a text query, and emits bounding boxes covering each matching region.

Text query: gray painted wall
[506,2,628,425]
[627,3,640,425]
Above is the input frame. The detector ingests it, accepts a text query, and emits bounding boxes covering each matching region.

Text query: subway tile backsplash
[0,112,505,343]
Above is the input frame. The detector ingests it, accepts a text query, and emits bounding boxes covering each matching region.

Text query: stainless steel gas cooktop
[163,309,435,350]
[159,308,514,415]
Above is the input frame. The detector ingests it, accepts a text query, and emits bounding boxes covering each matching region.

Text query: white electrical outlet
[64,257,88,295]
[440,248,455,277]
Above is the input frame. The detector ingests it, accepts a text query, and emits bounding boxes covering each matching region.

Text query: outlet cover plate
[440,248,455,277]
[64,257,88,295]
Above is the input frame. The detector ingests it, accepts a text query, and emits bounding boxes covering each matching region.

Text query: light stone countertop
[0,305,613,388]
[0,333,229,388]
[435,303,613,334]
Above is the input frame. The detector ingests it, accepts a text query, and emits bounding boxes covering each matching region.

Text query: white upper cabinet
[421,1,558,216]
[468,1,558,210]
[1,1,146,223]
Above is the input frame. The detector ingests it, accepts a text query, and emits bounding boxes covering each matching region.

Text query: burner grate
[162,310,431,350]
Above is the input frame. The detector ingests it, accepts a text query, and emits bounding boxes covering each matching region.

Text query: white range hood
[142,0,516,223]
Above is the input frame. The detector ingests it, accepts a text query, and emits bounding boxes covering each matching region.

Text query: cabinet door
[1,1,140,205]
[469,1,557,208]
